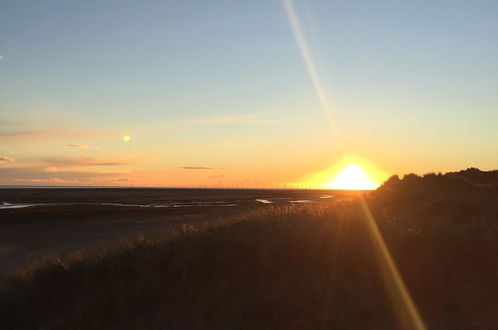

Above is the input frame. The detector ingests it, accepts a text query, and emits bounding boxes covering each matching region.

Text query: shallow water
[255,199,274,204]
[0,188,343,211]
[1,196,330,210]
[0,201,239,209]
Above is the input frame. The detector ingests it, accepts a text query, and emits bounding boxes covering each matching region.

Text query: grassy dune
[1,174,497,329]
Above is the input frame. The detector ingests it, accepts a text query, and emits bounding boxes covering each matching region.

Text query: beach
[0,188,348,274]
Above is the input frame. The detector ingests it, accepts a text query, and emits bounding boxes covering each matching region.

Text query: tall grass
[1,188,497,329]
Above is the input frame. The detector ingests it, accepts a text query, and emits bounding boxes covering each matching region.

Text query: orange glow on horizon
[296,156,389,190]
[327,164,379,190]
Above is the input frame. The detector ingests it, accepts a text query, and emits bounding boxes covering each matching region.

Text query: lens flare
[359,198,427,330]
[282,0,342,149]
[282,2,427,327]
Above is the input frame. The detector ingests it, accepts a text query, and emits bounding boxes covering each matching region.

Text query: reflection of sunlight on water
[0,202,36,209]
[1,197,331,210]
[255,199,274,204]
[0,201,241,209]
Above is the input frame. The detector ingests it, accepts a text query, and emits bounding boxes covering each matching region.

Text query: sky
[1,0,497,187]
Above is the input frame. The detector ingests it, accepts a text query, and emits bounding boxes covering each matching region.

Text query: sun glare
[329,164,378,190]
[295,156,388,190]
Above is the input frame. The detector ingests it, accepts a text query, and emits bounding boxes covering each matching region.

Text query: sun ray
[359,197,427,330]
[282,0,343,150]
[282,2,427,327]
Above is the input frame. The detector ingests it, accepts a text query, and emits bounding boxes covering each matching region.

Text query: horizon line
[0,184,375,191]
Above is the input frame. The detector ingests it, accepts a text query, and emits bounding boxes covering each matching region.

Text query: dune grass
[1,183,497,329]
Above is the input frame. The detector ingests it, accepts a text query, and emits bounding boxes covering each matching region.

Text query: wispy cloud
[182,166,213,170]
[0,56,4,60]
[0,130,49,137]
[186,114,257,124]
[13,178,82,185]
[0,116,124,144]
[44,166,59,173]
[66,144,101,150]
[12,177,134,186]
[0,167,133,186]
[0,156,15,163]
[0,128,98,144]
[67,144,90,149]
[39,156,148,167]
[0,167,130,176]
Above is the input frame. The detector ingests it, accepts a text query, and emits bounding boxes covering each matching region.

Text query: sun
[290,155,388,190]
[122,135,131,142]
[329,164,379,190]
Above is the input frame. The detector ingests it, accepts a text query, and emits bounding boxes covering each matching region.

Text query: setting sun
[0,1,496,328]
[297,156,388,190]
[328,164,379,190]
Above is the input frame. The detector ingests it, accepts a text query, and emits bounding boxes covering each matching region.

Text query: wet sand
[0,188,352,275]
[0,206,243,275]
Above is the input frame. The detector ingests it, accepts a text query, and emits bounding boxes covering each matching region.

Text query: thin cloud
[12,177,133,186]
[0,167,130,177]
[0,128,93,144]
[39,156,148,167]
[131,114,277,136]
[14,178,83,185]
[0,130,48,137]
[0,56,4,60]
[0,156,15,163]
[186,114,257,124]
[114,177,132,183]
[67,144,90,149]
[0,167,133,186]
[182,166,213,170]
[0,117,125,144]
[182,114,284,126]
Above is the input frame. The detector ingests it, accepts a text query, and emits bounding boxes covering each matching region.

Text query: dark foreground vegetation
[1,169,497,329]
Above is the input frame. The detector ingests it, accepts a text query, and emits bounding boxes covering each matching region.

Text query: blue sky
[1,0,497,186]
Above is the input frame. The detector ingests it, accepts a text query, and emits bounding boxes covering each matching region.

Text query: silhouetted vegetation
[0,170,497,329]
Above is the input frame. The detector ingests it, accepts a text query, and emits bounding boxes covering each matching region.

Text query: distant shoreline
[0,185,369,191]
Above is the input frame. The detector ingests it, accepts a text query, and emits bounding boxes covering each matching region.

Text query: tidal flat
[0,188,352,274]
